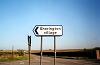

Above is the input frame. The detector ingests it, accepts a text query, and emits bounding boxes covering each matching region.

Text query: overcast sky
[0,0,100,50]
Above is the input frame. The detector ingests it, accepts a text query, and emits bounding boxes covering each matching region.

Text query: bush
[17,49,25,56]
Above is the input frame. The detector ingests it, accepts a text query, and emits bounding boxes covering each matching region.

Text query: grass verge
[0,56,28,62]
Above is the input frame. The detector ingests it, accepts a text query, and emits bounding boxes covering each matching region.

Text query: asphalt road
[0,54,100,65]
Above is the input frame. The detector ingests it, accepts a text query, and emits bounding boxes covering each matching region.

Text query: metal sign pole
[28,36,31,65]
[54,36,56,65]
[40,36,43,65]
[28,45,31,65]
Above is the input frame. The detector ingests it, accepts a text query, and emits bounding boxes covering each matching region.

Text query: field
[31,49,97,60]
[0,48,99,62]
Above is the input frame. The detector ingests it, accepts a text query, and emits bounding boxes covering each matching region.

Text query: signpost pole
[28,45,30,65]
[54,36,56,65]
[40,36,43,65]
[28,36,31,65]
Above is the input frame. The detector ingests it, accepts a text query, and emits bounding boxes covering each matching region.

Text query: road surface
[0,54,100,65]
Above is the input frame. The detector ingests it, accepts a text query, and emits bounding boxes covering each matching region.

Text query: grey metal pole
[54,36,56,65]
[29,45,31,65]
[28,36,31,65]
[40,36,43,65]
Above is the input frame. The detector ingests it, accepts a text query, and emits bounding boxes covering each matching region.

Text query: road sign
[33,25,63,36]
[32,25,63,65]
[28,36,31,46]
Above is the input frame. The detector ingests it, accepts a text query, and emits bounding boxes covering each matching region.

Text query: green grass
[0,56,28,62]
[16,56,28,60]
[0,58,9,62]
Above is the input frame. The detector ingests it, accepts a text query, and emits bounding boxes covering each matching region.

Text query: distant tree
[0,50,3,51]
[49,49,52,50]
[83,48,87,51]
[17,49,25,56]
[93,47,100,50]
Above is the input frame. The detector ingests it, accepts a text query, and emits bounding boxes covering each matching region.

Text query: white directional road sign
[33,25,63,36]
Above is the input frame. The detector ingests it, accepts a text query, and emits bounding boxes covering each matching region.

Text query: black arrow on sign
[35,27,39,34]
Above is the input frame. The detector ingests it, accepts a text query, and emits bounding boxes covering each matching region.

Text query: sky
[0,0,100,50]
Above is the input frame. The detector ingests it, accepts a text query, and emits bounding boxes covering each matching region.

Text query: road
[0,54,100,65]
